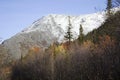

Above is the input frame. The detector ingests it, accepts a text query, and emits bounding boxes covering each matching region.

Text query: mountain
[2,12,105,59]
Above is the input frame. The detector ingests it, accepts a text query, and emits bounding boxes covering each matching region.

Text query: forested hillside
[86,10,120,43]
[10,10,120,80]
[0,0,120,80]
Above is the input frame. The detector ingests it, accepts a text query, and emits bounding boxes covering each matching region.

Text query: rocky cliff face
[2,12,105,59]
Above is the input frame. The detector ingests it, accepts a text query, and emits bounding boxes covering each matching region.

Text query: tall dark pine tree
[106,0,113,17]
[78,24,84,44]
[92,29,97,43]
[64,16,73,45]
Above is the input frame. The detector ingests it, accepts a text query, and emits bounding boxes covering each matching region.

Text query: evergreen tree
[106,0,113,17]
[64,16,73,45]
[78,24,84,44]
[92,29,97,43]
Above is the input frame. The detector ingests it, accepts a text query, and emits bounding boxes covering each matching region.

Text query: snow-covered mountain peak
[21,12,105,40]
[2,12,106,59]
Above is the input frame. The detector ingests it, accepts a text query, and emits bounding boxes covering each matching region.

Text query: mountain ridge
[2,12,106,59]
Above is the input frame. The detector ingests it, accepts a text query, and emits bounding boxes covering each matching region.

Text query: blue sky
[0,0,106,41]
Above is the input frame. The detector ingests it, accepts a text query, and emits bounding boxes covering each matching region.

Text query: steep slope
[2,12,105,59]
[85,10,120,43]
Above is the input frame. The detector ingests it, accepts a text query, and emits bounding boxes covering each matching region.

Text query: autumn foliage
[2,11,120,80]
[10,33,120,80]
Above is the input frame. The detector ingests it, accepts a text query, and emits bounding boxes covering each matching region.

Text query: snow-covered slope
[2,12,105,59]
[21,12,105,42]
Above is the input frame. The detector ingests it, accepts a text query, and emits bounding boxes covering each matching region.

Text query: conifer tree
[92,29,97,43]
[64,16,73,45]
[106,0,113,17]
[78,24,84,44]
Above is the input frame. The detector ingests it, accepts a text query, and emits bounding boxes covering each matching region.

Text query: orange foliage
[99,35,115,49]
[61,42,70,50]
[83,40,95,49]
[0,67,11,76]
[30,46,41,53]
[23,46,42,60]
[97,35,116,55]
